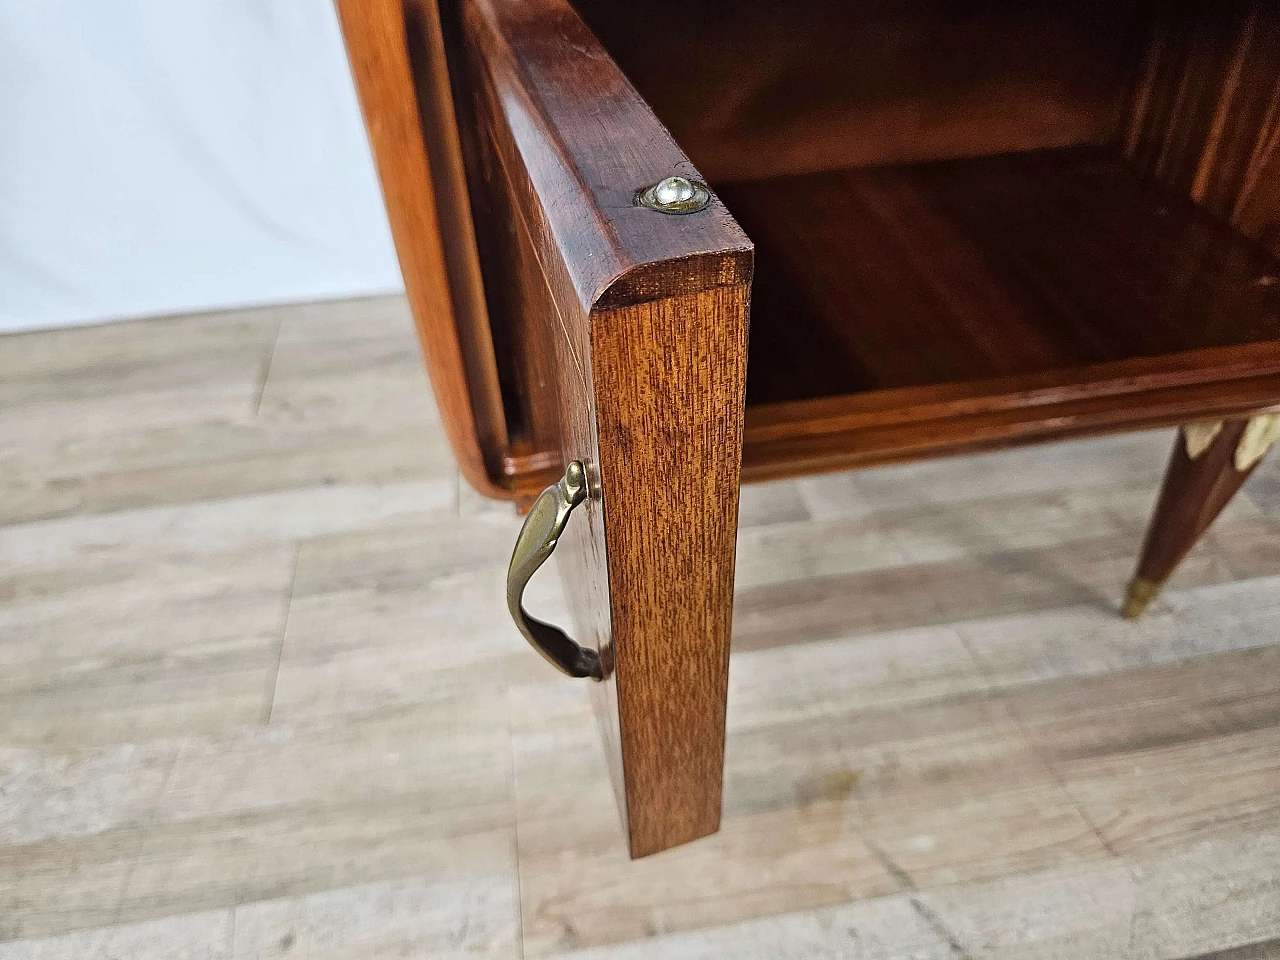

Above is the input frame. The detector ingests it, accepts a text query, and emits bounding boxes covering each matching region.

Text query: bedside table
[338,0,1280,857]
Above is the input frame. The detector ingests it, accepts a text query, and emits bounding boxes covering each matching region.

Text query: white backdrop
[0,1,403,333]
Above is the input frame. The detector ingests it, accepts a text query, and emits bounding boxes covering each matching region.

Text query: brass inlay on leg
[1122,576,1163,619]
[1182,420,1224,460]
[1235,413,1280,472]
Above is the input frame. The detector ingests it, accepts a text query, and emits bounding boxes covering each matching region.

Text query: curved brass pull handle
[506,461,603,680]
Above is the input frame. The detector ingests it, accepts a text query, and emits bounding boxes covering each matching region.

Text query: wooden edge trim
[403,0,510,473]
[502,445,563,499]
[745,342,1280,441]
[742,373,1280,482]
[336,0,510,499]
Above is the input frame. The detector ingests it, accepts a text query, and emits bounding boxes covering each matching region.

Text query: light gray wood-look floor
[2,295,1279,959]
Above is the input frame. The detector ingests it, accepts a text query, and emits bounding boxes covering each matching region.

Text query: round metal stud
[654,176,695,205]
[637,175,711,214]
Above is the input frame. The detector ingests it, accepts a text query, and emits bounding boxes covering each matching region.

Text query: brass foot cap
[1122,576,1163,619]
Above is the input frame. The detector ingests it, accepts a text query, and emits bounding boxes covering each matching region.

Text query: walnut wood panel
[459,0,752,856]
[457,54,568,469]
[726,144,1280,477]
[1119,1,1280,255]
[571,0,1146,182]
[727,147,1280,405]
[336,0,509,496]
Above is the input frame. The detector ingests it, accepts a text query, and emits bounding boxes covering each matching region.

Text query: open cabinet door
[337,0,752,857]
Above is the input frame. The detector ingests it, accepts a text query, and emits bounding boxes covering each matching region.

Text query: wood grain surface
[458,0,752,855]
[571,0,1144,181]
[345,0,1280,493]
[730,147,1280,404]
[1119,1,1280,256]
[591,285,749,856]
[728,145,1280,478]
[336,0,509,496]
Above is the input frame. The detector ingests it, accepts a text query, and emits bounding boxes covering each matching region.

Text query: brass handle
[506,461,602,680]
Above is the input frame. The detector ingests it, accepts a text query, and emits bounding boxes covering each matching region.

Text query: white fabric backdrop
[0,1,403,333]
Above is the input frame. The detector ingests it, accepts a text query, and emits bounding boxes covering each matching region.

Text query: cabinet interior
[571,0,1280,408]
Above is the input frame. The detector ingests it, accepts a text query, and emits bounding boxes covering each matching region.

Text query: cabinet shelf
[724,147,1280,405]
[725,147,1280,478]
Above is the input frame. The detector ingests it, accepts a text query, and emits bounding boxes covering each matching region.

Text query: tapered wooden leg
[1125,416,1280,617]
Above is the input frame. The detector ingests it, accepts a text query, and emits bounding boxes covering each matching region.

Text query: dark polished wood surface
[725,1,1280,481]
[742,368,1280,482]
[571,0,1145,182]
[730,147,1280,405]
[728,143,1280,480]
[1119,2,1280,256]
[348,0,1280,495]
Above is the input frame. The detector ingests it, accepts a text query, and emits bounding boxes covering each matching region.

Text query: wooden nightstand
[337,0,1280,857]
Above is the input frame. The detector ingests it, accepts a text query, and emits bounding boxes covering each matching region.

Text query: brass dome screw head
[637,175,711,214]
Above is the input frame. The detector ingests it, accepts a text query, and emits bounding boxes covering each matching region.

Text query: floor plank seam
[109,739,187,929]
[262,543,302,725]
[251,317,283,418]
[226,904,238,957]
[506,688,527,960]
[952,627,1123,861]
[862,838,975,960]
